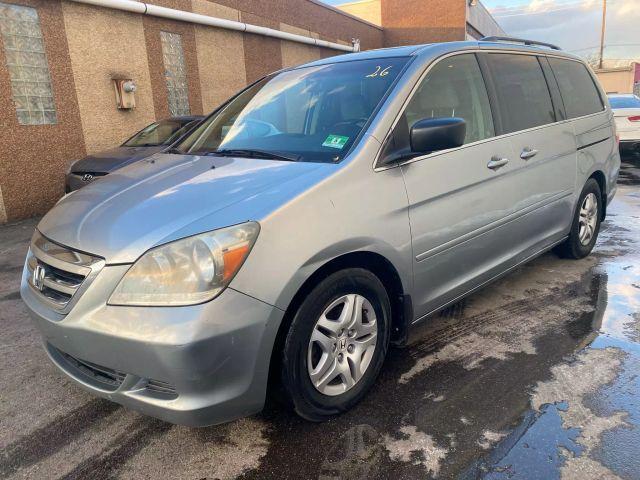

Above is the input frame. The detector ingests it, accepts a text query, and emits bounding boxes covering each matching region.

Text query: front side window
[160,31,190,116]
[488,54,555,133]
[0,2,56,125]
[124,119,195,147]
[176,57,409,163]
[403,53,495,145]
[549,58,603,119]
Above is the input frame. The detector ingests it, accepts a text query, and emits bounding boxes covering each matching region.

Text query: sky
[322,0,639,65]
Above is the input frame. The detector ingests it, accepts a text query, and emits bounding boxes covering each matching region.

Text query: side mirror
[410,117,466,153]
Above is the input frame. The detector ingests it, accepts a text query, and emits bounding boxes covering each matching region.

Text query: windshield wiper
[207,148,300,162]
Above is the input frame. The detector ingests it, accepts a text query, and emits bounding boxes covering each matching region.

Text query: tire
[281,268,391,421]
[556,178,602,259]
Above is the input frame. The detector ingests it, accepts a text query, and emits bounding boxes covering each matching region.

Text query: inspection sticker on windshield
[323,135,349,149]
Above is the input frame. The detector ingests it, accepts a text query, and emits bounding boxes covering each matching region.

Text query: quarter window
[404,54,495,145]
[0,2,56,125]
[488,54,555,133]
[160,31,190,116]
[549,58,604,119]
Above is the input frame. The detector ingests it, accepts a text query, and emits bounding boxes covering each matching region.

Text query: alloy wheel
[578,192,598,246]
[307,294,377,396]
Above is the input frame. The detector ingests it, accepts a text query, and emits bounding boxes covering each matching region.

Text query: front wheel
[281,268,391,421]
[556,178,602,259]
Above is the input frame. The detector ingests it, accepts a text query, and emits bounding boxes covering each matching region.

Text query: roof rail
[480,36,561,51]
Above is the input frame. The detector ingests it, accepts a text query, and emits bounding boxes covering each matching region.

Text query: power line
[491,0,621,18]
[568,43,640,52]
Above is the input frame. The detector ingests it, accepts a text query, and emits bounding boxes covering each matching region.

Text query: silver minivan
[21,38,620,426]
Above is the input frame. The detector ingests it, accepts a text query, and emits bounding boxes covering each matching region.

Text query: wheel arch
[588,170,607,220]
[266,251,412,394]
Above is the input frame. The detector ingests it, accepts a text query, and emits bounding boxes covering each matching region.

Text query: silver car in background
[21,38,620,426]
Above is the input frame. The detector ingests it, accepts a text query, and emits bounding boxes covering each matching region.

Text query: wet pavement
[1,157,639,479]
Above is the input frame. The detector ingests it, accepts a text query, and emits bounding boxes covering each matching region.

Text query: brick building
[0,0,503,223]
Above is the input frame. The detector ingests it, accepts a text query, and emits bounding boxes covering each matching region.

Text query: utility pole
[598,0,607,69]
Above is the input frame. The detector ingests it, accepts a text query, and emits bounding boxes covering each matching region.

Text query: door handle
[520,148,539,160]
[487,157,509,170]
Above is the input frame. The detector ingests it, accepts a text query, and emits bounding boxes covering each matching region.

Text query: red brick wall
[381,0,466,47]
[212,0,385,51]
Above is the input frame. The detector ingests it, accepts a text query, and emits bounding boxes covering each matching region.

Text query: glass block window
[0,2,56,125]
[160,31,190,116]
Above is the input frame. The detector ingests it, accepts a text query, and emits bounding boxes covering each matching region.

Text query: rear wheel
[556,178,602,259]
[281,268,391,421]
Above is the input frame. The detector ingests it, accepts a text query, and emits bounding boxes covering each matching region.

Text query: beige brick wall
[61,1,156,154]
[280,23,321,68]
[596,69,635,94]
[192,0,247,112]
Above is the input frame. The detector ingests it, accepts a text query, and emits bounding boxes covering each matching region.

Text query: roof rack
[480,36,561,51]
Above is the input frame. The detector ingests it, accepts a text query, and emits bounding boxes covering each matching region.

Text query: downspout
[68,0,361,52]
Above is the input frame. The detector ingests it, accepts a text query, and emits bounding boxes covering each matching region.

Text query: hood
[70,146,166,173]
[39,153,328,264]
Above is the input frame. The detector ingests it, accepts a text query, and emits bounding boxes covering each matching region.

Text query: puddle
[462,403,584,480]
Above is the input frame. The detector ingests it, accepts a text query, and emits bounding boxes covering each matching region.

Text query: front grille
[26,231,103,313]
[60,350,127,390]
[48,344,179,399]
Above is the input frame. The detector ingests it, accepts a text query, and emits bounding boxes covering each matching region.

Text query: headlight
[108,222,260,306]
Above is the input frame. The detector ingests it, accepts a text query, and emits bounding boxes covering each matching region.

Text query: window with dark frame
[487,53,556,134]
[403,53,495,145]
[548,58,604,120]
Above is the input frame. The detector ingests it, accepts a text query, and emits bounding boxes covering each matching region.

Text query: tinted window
[124,119,195,147]
[608,95,640,109]
[488,54,555,133]
[549,58,604,118]
[404,54,494,144]
[177,58,409,163]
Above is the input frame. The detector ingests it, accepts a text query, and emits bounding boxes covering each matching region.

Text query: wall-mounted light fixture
[113,78,136,110]
[469,0,478,6]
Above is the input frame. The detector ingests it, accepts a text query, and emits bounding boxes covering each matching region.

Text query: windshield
[124,119,196,147]
[175,57,409,162]
[609,95,640,109]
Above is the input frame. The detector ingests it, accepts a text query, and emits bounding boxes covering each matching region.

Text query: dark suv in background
[65,115,203,192]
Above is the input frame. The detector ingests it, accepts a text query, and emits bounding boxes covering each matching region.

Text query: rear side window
[488,54,555,133]
[549,58,604,118]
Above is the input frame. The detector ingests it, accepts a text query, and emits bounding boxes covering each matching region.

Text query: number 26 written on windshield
[366,66,392,78]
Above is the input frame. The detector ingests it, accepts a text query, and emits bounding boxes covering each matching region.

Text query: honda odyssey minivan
[21,38,620,426]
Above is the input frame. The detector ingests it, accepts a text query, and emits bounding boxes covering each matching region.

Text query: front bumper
[21,262,284,426]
